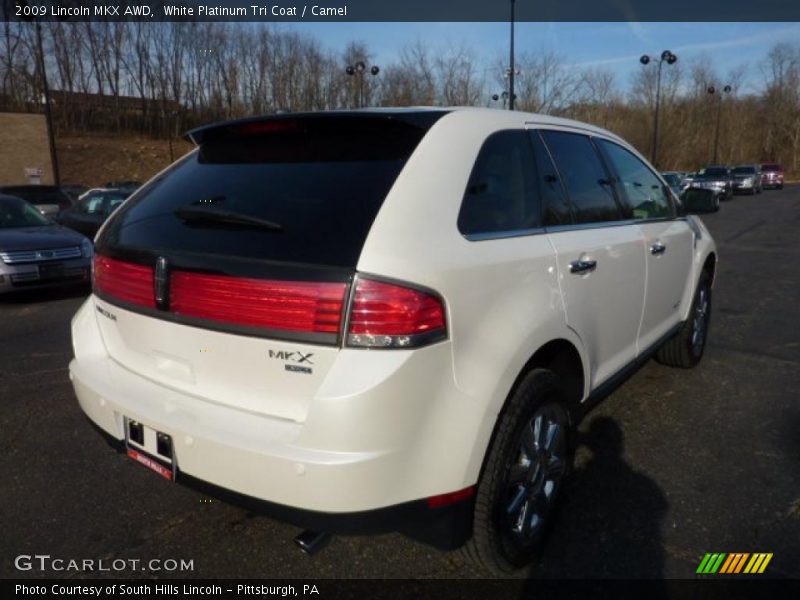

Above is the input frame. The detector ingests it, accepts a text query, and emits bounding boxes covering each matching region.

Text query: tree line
[1,21,800,173]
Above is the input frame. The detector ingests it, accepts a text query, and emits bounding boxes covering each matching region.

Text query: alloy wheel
[503,403,568,540]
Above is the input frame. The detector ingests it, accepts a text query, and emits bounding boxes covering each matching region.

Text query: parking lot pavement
[1,187,798,580]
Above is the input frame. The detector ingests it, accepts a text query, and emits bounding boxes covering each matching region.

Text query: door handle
[650,242,666,255]
[569,259,597,274]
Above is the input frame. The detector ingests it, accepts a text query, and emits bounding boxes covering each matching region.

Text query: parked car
[56,188,129,238]
[760,163,785,189]
[103,180,142,194]
[61,184,89,202]
[0,194,92,293]
[0,185,73,217]
[688,166,733,201]
[731,165,763,194]
[70,108,717,575]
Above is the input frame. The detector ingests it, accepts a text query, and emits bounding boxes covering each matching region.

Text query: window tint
[530,131,572,226]
[540,131,623,224]
[458,130,540,236]
[599,140,674,220]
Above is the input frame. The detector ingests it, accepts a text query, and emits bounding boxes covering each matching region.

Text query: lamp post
[707,84,732,165]
[508,0,516,110]
[639,50,677,168]
[346,61,380,109]
[34,20,60,186]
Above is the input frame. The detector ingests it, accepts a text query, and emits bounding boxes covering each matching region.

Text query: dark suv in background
[689,166,733,201]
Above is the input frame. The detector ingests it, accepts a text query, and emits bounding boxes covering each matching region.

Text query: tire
[460,368,574,576]
[656,271,712,368]
[714,195,720,211]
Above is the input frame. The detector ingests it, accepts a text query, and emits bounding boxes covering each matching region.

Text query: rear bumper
[87,419,473,549]
[69,296,483,548]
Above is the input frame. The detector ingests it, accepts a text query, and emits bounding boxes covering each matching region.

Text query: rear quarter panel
[357,111,590,482]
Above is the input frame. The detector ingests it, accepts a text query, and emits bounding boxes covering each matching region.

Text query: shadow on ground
[524,416,669,584]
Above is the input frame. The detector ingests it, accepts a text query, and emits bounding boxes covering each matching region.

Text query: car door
[597,139,694,352]
[534,129,646,388]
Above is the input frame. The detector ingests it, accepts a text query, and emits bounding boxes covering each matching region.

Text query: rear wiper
[174,205,283,232]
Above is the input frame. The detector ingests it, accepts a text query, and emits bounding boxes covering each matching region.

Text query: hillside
[57,134,193,188]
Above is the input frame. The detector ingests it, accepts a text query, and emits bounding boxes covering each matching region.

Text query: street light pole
[34,21,60,186]
[639,50,677,168]
[708,85,732,165]
[509,0,516,110]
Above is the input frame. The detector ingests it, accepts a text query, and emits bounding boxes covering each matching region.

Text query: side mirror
[680,188,719,214]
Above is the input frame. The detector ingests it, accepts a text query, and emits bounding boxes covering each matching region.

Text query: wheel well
[703,252,717,286]
[515,339,585,423]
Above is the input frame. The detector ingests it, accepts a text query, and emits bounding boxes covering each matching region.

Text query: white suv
[70,108,717,574]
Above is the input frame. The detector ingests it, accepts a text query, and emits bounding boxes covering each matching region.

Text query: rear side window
[98,117,437,268]
[598,140,674,220]
[540,131,624,224]
[529,131,573,226]
[458,130,540,236]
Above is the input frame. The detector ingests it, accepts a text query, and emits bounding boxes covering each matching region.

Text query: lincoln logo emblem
[154,256,169,309]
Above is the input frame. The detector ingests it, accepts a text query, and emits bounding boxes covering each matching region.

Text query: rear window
[762,164,782,172]
[701,168,728,177]
[97,115,440,269]
[733,166,755,174]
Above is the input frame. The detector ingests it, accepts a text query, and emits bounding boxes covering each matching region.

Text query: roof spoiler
[184,110,449,146]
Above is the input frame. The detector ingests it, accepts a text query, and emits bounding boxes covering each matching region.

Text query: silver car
[732,165,763,195]
[0,194,93,294]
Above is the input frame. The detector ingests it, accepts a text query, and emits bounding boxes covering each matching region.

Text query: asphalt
[1,186,798,581]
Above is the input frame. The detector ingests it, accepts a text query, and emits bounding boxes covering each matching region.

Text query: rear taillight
[346,278,446,348]
[93,255,155,308]
[92,254,446,348]
[170,271,347,334]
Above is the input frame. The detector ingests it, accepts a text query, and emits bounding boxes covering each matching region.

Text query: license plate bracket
[124,417,175,481]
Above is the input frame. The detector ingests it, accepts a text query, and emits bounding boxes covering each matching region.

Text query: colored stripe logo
[697,553,773,574]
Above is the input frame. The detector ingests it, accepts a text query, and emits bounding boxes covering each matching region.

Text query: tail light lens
[346,278,446,348]
[92,254,446,348]
[170,271,347,334]
[93,255,155,308]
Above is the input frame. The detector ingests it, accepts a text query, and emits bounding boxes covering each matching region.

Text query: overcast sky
[286,22,800,94]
